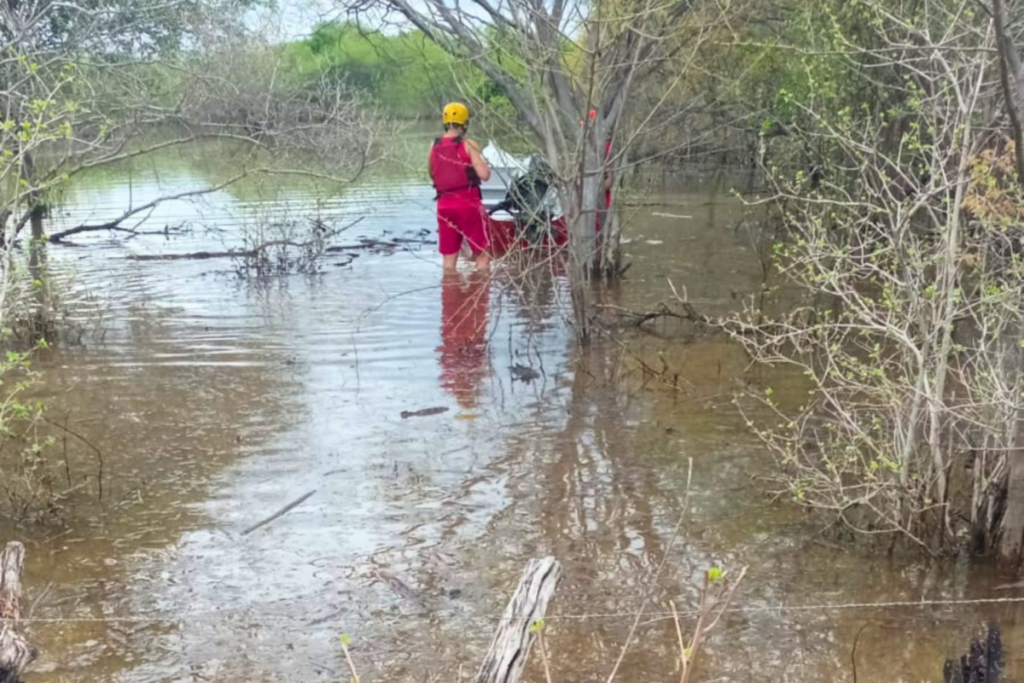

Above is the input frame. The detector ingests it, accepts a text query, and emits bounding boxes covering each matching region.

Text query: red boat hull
[486,216,568,256]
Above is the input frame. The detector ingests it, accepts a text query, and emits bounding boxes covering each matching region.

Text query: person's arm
[465,139,491,182]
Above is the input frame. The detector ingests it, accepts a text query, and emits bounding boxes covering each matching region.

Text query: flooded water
[4,147,1024,683]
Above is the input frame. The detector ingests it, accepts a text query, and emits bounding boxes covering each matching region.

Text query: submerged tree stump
[943,622,1003,683]
[474,557,562,683]
[0,542,36,683]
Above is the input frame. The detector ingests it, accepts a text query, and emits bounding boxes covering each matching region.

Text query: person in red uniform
[429,102,492,271]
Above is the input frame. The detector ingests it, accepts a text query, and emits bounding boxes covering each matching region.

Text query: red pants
[438,203,489,256]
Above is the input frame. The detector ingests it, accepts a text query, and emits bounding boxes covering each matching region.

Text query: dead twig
[241,489,317,536]
[339,637,361,683]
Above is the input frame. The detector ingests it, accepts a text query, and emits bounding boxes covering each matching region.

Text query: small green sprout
[530,619,546,634]
[707,567,725,583]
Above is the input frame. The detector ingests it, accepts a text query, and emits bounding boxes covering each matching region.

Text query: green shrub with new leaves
[0,343,66,523]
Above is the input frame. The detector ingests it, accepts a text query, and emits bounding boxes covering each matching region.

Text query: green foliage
[281,22,519,122]
[283,24,463,118]
[0,54,83,222]
[0,344,64,523]
[33,0,268,56]
[731,0,909,172]
[724,0,1021,551]
[625,0,976,166]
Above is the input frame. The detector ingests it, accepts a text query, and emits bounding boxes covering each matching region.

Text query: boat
[480,142,568,255]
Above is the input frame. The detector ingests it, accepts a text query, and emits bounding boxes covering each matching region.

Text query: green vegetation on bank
[282,23,515,122]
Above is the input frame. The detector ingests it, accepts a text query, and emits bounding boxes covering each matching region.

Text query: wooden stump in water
[943,622,1003,683]
[474,557,562,683]
[0,542,36,683]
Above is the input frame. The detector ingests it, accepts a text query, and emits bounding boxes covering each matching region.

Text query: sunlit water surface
[2,149,1021,683]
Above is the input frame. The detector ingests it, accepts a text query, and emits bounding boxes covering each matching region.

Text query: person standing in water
[429,102,492,271]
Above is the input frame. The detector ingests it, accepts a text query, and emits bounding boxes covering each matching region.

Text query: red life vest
[430,136,481,206]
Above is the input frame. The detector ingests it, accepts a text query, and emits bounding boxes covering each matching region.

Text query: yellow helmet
[442,102,470,127]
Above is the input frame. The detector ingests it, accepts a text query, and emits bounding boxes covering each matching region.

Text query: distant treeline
[278,1,954,171]
[282,23,514,122]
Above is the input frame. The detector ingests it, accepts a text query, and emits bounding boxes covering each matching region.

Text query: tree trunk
[928,113,974,536]
[0,542,36,683]
[599,145,625,278]
[992,0,1024,564]
[600,210,622,277]
[474,557,562,683]
[29,208,44,274]
[568,246,592,344]
[0,209,9,249]
[999,313,1024,562]
[1001,462,1024,562]
[564,153,603,344]
[28,205,50,343]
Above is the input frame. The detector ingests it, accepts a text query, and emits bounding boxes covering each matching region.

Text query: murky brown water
[3,152,1024,683]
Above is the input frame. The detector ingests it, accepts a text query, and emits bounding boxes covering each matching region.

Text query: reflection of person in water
[438,271,491,409]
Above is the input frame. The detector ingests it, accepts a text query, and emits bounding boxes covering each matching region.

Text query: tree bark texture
[1003,315,1024,562]
[992,0,1024,563]
[0,542,36,683]
[565,138,605,343]
[473,557,562,683]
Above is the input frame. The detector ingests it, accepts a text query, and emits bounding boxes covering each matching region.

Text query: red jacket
[430,136,481,208]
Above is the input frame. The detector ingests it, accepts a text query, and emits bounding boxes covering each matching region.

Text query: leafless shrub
[717,1,1024,556]
[0,0,385,355]
[231,212,354,279]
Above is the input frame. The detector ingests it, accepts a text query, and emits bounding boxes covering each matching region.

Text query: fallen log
[123,218,367,261]
[127,249,254,261]
[0,542,36,683]
[126,240,355,262]
[474,557,562,683]
[326,237,436,252]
